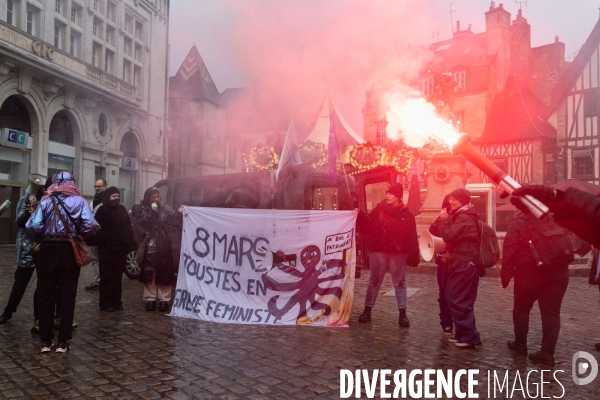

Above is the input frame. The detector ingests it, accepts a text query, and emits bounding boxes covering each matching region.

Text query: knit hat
[386,184,404,200]
[449,188,471,206]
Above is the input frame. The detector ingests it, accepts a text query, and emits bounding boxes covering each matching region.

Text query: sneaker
[55,341,70,353]
[31,320,40,335]
[507,340,528,355]
[448,337,459,343]
[442,327,453,335]
[455,342,475,348]
[85,283,100,290]
[40,341,53,353]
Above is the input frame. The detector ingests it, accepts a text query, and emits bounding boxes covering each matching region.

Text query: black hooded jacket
[93,187,134,250]
[436,205,481,264]
[357,200,420,266]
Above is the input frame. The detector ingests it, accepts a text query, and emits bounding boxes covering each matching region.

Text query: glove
[151,202,158,211]
[510,185,563,213]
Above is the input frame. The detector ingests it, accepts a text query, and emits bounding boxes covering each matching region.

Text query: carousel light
[243,145,279,172]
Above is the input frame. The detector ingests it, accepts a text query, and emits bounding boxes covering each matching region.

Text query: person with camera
[134,187,182,313]
[26,172,99,353]
[433,188,482,348]
[93,187,134,312]
[501,211,574,366]
[510,185,600,352]
[355,184,420,327]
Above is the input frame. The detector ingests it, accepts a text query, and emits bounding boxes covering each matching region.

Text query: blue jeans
[446,260,482,345]
[437,264,454,329]
[365,252,408,309]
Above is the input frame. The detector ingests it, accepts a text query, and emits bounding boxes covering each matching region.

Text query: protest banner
[170,207,357,326]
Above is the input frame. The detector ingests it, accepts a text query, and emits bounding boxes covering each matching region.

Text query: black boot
[358,306,372,323]
[146,301,156,311]
[0,311,12,325]
[398,309,409,327]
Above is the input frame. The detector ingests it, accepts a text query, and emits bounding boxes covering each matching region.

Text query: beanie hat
[449,188,471,206]
[386,184,404,200]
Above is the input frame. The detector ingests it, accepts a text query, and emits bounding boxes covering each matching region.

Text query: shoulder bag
[51,196,93,267]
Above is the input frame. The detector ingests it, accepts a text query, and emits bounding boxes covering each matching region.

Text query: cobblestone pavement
[0,245,599,399]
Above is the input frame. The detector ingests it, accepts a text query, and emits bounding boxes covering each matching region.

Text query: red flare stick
[452,134,549,219]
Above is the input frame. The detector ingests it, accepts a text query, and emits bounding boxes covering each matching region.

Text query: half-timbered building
[549,19,600,184]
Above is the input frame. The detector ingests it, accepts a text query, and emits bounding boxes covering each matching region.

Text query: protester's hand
[151,202,158,211]
[439,208,449,218]
[178,205,186,213]
[512,185,556,204]
[354,208,360,213]
[28,195,37,204]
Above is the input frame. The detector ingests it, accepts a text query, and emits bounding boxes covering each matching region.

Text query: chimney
[457,20,461,33]
[485,2,511,89]
[468,24,472,32]
[555,36,559,43]
[453,20,475,38]
[490,1,496,11]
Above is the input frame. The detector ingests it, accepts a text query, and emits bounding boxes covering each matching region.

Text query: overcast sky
[168,0,600,132]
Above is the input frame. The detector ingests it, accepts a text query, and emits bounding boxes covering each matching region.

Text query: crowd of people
[0,171,598,361]
[0,171,182,353]
[355,183,600,365]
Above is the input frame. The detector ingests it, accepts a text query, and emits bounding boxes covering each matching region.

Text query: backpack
[525,215,574,269]
[474,219,501,268]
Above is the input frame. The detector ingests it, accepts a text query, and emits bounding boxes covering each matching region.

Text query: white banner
[170,207,357,326]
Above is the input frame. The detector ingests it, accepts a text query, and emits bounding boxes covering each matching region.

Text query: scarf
[42,182,82,200]
[93,191,105,208]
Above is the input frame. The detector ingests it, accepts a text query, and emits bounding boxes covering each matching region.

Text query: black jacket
[552,188,600,248]
[357,200,420,266]
[94,204,134,250]
[436,205,480,264]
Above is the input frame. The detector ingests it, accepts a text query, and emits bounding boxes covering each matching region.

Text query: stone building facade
[0,0,169,243]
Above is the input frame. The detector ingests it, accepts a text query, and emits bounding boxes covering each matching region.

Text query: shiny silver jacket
[26,194,100,242]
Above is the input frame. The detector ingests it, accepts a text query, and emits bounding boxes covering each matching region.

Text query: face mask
[109,198,120,206]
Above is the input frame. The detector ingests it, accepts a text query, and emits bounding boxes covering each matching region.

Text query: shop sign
[1,128,29,150]
[48,154,74,163]
[120,157,138,171]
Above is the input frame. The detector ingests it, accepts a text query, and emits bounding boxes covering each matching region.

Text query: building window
[573,151,594,178]
[95,166,105,181]
[134,67,141,87]
[55,0,61,14]
[93,0,98,11]
[105,51,114,73]
[585,91,598,116]
[135,21,143,39]
[92,46,98,67]
[422,76,434,97]
[26,9,34,35]
[69,33,75,55]
[54,25,62,49]
[453,71,466,90]
[105,27,114,45]
[135,44,142,61]
[7,0,14,25]
[123,61,131,83]
[229,146,237,169]
[453,110,465,131]
[374,121,386,145]
[93,19,98,36]
[124,37,131,55]
[125,14,133,33]
[71,7,76,23]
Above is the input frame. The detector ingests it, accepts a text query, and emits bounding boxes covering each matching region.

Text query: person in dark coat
[94,187,134,312]
[136,187,181,312]
[511,185,600,352]
[434,188,482,348]
[429,195,453,335]
[356,184,420,327]
[502,212,572,366]
[0,177,49,328]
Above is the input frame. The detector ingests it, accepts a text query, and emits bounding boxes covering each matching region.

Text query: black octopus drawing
[261,245,347,322]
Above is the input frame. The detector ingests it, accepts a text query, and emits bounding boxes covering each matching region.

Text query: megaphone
[263,251,297,271]
[419,230,447,262]
[27,173,47,195]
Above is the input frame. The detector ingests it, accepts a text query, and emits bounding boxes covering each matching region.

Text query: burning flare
[385,94,460,148]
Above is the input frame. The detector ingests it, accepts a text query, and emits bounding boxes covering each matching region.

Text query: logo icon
[572,351,598,385]
[7,130,26,144]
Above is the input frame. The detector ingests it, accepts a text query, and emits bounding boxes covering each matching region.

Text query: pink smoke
[221,0,435,138]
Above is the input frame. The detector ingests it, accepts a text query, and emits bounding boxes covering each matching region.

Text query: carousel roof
[299,93,364,146]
